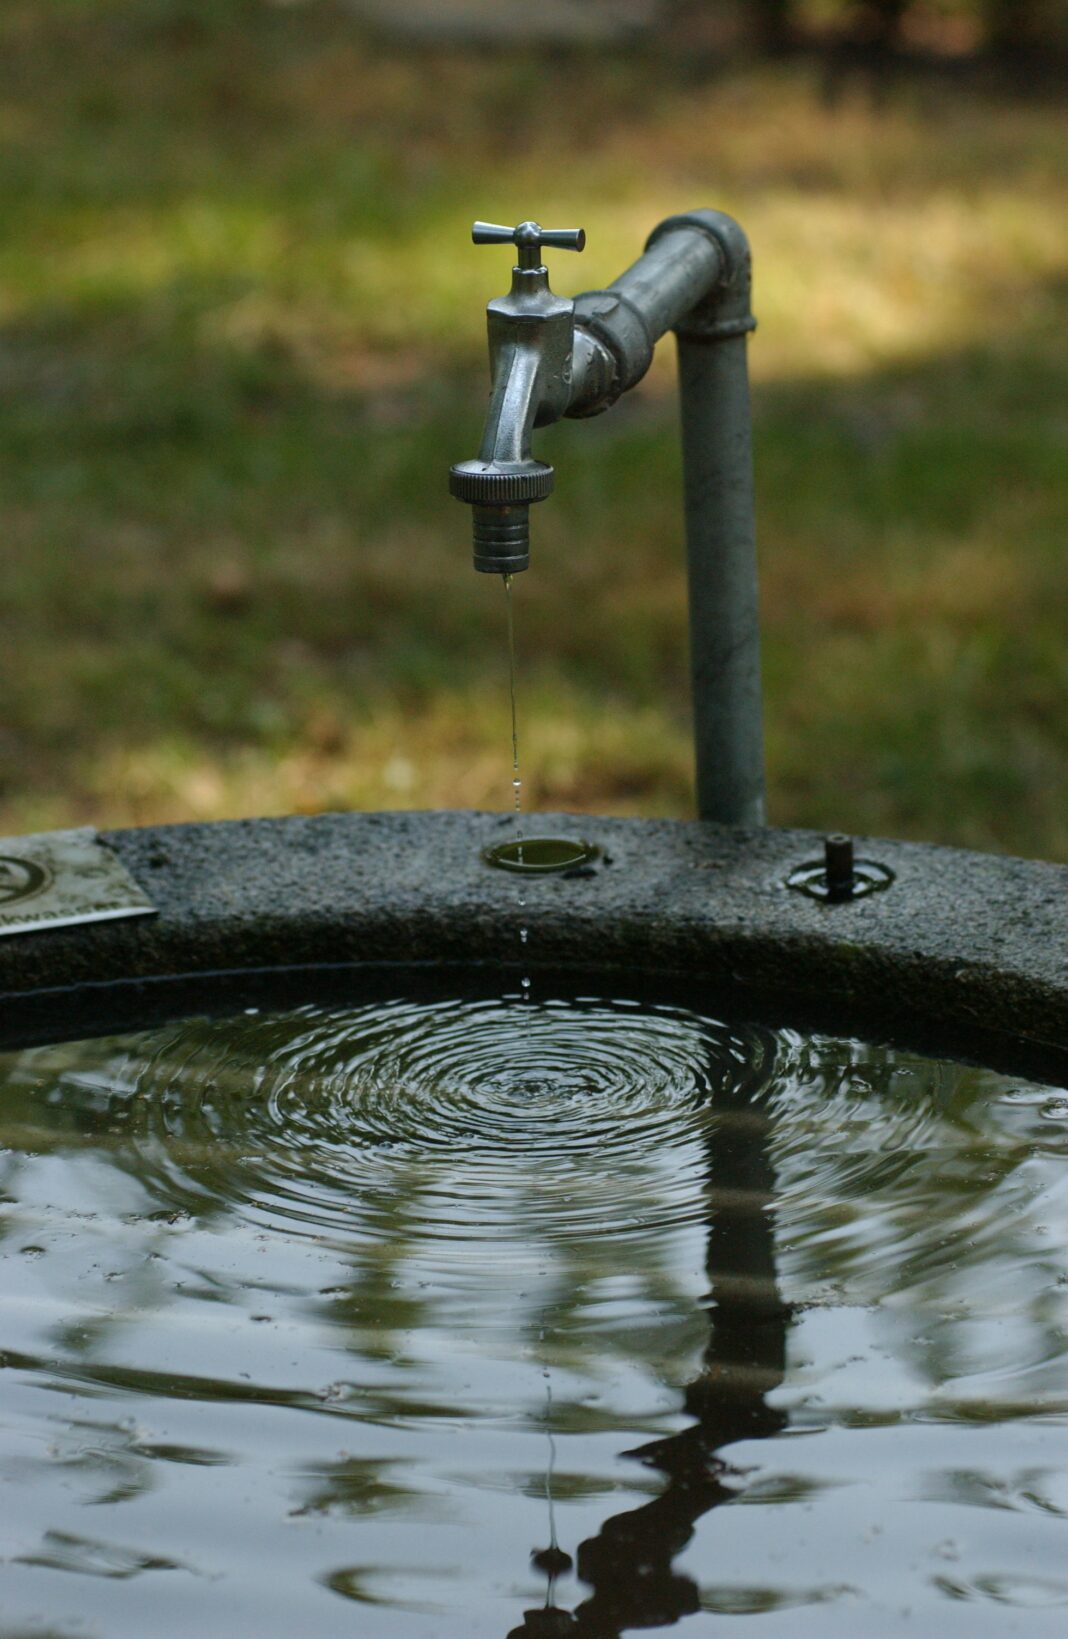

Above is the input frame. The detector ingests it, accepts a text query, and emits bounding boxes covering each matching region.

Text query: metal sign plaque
[0,828,156,938]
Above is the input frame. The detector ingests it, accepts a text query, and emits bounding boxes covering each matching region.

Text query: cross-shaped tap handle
[472,219,586,270]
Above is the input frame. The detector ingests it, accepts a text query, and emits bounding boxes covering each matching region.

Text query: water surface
[2,992,1068,1636]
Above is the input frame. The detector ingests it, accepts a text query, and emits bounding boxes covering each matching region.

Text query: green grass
[2,0,1067,857]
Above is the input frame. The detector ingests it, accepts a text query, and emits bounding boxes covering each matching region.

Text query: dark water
[3,992,1068,1636]
[484,837,600,874]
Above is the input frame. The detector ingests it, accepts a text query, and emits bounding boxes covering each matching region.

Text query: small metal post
[824,833,856,901]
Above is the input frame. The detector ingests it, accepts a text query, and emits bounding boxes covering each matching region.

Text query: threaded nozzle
[472,505,530,574]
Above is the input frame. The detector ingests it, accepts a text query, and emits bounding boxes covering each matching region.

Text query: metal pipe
[453,210,766,827]
[675,242,765,827]
[568,211,765,826]
[614,227,724,338]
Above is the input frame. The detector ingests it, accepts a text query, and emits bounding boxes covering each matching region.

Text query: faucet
[449,211,765,828]
[448,220,584,576]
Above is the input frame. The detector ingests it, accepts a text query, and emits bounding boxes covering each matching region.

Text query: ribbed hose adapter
[468,505,528,574]
[449,460,554,573]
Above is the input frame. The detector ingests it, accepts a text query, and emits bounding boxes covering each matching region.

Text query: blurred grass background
[1,0,1066,855]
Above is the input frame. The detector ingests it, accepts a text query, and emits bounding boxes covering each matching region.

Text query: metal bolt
[824,833,855,902]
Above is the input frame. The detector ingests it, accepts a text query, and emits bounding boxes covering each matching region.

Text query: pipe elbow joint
[645,209,755,340]
[646,209,752,292]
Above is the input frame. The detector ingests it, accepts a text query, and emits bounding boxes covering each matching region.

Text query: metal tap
[449,220,585,574]
[450,209,766,827]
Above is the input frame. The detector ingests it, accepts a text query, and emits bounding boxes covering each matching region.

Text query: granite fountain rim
[0,809,1065,1076]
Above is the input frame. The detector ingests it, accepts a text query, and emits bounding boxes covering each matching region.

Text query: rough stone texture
[0,812,1065,1066]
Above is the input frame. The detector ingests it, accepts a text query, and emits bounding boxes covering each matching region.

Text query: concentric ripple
[6,991,1068,1639]
[18,995,781,1250]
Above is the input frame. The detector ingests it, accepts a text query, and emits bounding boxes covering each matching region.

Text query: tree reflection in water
[509,1058,791,1637]
[7,1004,1068,1635]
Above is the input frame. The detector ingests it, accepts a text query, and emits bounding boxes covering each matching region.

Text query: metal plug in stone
[786,833,895,902]
[824,833,856,901]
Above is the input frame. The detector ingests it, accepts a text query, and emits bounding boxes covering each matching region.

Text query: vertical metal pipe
[641,212,766,828]
[566,209,768,827]
[677,324,766,826]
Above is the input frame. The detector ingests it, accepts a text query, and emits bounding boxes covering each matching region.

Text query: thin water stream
[504,573,523,841]
[3,991,1068,1635]
[503,574,530,993]
[485,576,597,883]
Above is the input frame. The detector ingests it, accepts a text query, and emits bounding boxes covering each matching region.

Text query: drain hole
[484,837,599,875]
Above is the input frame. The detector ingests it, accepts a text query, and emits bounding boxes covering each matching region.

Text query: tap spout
[449,325,556,574]
[478,334,544,469]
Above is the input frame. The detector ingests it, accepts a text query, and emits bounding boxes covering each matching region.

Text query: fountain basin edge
[0,811,1065,1074]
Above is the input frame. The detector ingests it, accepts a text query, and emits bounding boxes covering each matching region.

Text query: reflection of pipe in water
[508,1056,791,1637]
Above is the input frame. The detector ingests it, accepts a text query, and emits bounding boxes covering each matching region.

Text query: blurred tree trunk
[856,0,909,52]
[821,0,909,106]
[660,0,796,58]
[752,0,794,54]
[986,0,1044,57]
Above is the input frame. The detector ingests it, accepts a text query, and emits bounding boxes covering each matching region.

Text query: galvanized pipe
[454,210,765,827]
[673,217,765,829]
[614,226,724,337]
[568,211,765,826]
[678,325,765,826]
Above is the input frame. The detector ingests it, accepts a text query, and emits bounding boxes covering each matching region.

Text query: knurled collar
[449,461,554,505]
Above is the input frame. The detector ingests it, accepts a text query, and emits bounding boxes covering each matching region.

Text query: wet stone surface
[0,811,1063,1063]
